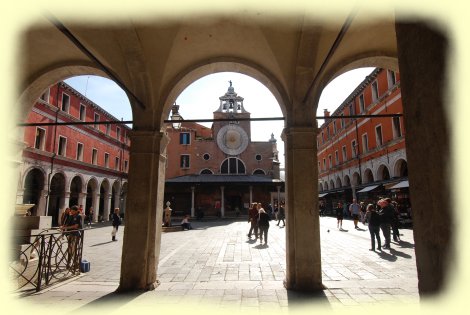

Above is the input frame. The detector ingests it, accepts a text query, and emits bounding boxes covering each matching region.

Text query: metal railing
[10,228,84,293]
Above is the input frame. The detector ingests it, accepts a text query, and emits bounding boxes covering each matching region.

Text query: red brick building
[18,81,130,226]
[164,82,284,217]
[317,68,410,216]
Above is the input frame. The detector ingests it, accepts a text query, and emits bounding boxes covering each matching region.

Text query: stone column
[36,189,48,216]
[104,192,112,221]
[93,193,100,222]
[62,191,70,210]
[190,186,195,217]
[78,192,87,208]
[282,127,322,291]
[118,130,169,291]
[396,22,451,296]
[220,186,225,218]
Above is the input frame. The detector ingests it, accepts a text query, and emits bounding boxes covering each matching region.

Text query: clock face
[216,125,249,155]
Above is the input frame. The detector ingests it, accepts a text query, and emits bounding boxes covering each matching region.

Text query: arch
[22,168,45,216]
[161,59,289,125]
[343,175,351,187]
[253,169,266,175]
[363,168,374,184]
[377,164,391,181]
[17,65,122,122]
[99,179,111,221]
[85,177,99,215]
[220,157,246,175]
[48,172,66,226]
[324,182,329,191]
[200,169,213,175]
[310,54,399,120]
[394,159,408,177]
[69,176,83,207]
[335,176,342,188]
[319,182,324,191]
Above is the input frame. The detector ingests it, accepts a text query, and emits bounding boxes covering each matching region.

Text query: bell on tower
[216,81,246,114]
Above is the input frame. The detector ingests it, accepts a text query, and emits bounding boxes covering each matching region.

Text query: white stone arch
[376,164,391,181]
[66,173,86,193]
[363,168,374,184]
[319,182,324,191]
[324,181,329,191]
[21,165,48,190]
[393,158,408,177]
[252,168,266,175]
[161,59,289,126]
[335,176,342,188]
[220,157,247,175]
[200,168,214,174]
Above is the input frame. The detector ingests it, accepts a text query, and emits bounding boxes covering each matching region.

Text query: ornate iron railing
[10,228,84,292]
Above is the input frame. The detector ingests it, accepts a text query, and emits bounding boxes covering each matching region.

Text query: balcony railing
[10,228,84,293]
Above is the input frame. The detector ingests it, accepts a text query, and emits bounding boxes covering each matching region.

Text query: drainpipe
[45,89,60,217]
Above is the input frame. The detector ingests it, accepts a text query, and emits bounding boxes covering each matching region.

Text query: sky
[64,67,375,167]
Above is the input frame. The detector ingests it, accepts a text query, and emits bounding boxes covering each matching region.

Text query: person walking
[277,202,285,227]
[335,202,344,229]
[111,208,122,241]
[365,203,382,251]
[257,203,270,245]
[378,198,394,249]
[349,198,361,229]
[247,202,259,239]
[86,207,94,228]
[391,201,401,242]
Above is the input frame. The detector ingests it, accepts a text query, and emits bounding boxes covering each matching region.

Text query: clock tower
[213,81,251,155]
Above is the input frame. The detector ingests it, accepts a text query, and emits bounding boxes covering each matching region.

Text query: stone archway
[69,176,83,207]
[22,168,45,216]
[47,172,66,226]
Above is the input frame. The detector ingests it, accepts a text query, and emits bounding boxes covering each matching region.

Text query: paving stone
[14,218,419,311]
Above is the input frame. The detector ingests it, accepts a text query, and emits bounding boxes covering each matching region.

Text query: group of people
[247,201,285,245]
[333,198,401,251]
[60,205,122,241]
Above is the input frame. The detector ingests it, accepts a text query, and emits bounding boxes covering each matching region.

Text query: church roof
[166,174,283,184]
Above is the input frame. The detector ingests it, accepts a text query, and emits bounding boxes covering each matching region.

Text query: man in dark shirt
[62,205,82,271]
[378,198,395,249]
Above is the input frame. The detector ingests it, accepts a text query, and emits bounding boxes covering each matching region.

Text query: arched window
[200,169,213,175]
[253,169,265,175]
[220,157,246,174]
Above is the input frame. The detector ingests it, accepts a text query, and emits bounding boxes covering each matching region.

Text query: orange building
[164,82,284,217]
[317,68,410,217]
[18,81,130,225]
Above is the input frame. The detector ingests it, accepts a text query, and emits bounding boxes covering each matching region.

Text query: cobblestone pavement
[11,216,420,314]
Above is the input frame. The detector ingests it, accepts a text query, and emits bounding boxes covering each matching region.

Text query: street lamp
[170,103,183,130]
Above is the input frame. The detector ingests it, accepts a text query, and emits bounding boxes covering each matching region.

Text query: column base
[283,279,326,291]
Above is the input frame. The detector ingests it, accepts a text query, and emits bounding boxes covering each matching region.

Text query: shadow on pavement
[89,241,116,247]
[389,248,412,259]
[377,250,398,261]
[71,291,144,313]
[287,290,331,309]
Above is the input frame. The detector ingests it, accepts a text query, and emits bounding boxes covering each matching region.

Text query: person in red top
[247,202,259,239]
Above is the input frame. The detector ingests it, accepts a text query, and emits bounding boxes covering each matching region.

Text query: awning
[388,180,409,189]
[357,185,380,193]
[319,193,328,198]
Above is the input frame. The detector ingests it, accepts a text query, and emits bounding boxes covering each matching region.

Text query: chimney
[323,109,330,117]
